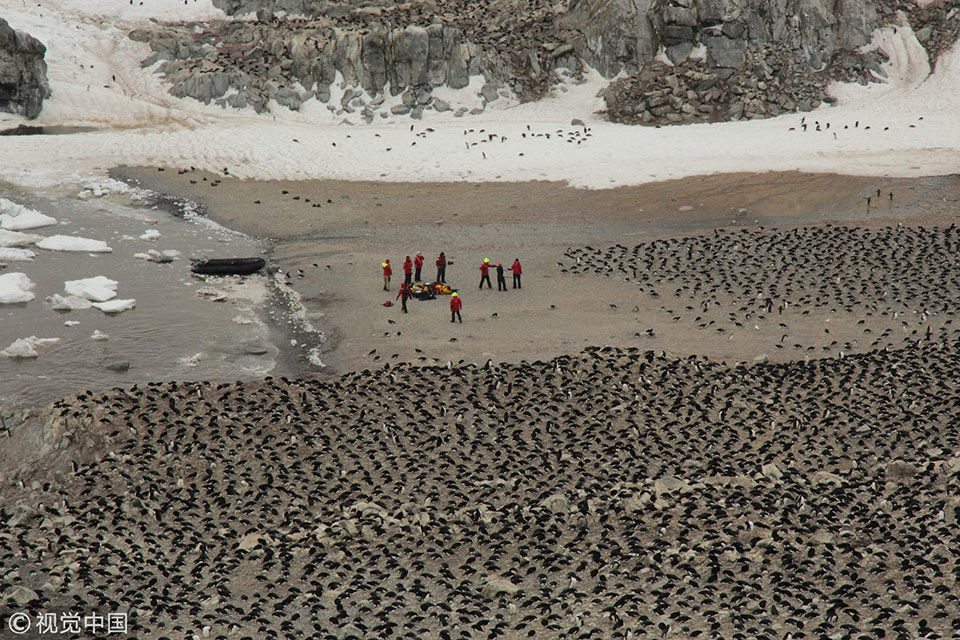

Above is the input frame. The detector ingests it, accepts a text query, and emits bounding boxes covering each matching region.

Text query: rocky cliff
[0,17,50,119]
[135,0,959,124]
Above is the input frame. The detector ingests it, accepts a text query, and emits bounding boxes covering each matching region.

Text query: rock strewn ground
[130,0,949,122]
[602,45,848,126]
[2,338,960,638]
[132,0,584,115]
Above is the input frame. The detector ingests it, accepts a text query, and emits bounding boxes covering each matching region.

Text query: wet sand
[116,167,960,374]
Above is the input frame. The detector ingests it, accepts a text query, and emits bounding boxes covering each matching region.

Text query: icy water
[0,182,293,407]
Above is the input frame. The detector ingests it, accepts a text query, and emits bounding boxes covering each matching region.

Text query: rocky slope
[0,17,50,119]
[133,0,959,123]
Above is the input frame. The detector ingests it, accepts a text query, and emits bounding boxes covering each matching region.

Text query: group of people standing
[381,253,522,322]
[478,258,522,291]
[382,252,447,291]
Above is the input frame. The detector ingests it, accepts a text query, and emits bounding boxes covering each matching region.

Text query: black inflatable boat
[191,257,266,276]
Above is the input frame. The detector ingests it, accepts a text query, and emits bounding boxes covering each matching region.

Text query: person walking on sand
[403,255,413,286]
[382,259,392,291]
[414,252,424,282]
[496,262,507,291]
[479,258,492,289]
[510,258,522,289]
[436,252,447,283]
[396,282,410,313]
[450,291,462,323]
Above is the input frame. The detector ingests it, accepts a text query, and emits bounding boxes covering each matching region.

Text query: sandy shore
[116,168,960,375]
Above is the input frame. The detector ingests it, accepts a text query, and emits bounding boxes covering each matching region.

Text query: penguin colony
[2,224,960,639]
[564,224,960,355]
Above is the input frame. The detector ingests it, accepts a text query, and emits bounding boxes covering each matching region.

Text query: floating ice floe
[0,248,35,262]
[0,199,58,230]
[36,235,112,253]
[134,249,178,263]
[64,320,81,327]
[180,352,202,367]
[47,294,94,310]
[1,336,60,358]
[92,299,136,314]
[91,329,109,340]
[196,287,227,302]
[0,229,42,248]
[0,272,36,304]
[139,229,161,241]
[64,276,118,302]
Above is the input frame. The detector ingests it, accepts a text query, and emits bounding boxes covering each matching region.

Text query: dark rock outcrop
[0,17,50,119]
[603,43,889,126]
[137,0,959,123]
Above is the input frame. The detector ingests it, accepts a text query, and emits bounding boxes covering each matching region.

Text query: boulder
[885,460,918,481]
[0,18,50,118]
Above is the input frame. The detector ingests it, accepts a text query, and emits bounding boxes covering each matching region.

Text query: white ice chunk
[91,329,109,340]
[180,352,203,367]
[0,272,36,304]
[36,235,112,253]
[0,229,42,248]
[139,229,161,240]
[1,336,60,358]
[92,299,136,313]
[64,275,118,302]
[0,248,35,262]
[47,293,94,310]
[0,199,58,230]
[64,320,81,326]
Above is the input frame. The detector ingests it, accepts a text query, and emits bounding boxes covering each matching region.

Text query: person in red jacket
[382,259,392,291]
[436,252,447,283]
[449,291,462,323]
[403,255,413,286]
[479,258,492,289]
[413,252,424,282]
[396,282,410,313]
[510,258,522,289]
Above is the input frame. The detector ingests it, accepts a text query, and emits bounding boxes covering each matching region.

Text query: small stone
[4,585,39,605]
[885,460,917,481]
[540,493,569,513]
[761,462,783,481]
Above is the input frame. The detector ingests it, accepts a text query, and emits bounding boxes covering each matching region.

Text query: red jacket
[382,263,392,276]
[414,255,424,269]
[403,259,413,274]
[480,263,490,275]
[450,296,462,312]
[510,260,522,275]
[397,285,409,300]
[436,255,446,267]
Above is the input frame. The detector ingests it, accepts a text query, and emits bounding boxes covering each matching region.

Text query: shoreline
[113,167,960,377]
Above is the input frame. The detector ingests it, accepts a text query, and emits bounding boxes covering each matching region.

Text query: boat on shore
[191,257,265,276]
